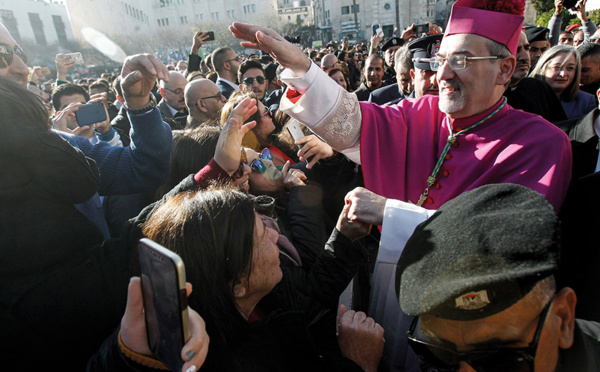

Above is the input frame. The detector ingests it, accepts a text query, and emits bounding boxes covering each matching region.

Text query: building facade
[0,0,73,46]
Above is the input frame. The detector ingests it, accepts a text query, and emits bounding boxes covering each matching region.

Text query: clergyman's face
[436,34,506,118]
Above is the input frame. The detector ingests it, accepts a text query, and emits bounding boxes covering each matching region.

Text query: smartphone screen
[414,24,429,35]
[205,31,215,41]
[65,52,84,65]
[75,102,107,127]
[138,238,191,372]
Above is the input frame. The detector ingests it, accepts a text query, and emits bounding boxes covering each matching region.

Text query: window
[28,13,47,46]
[341,6,349,14]
[180,16,188,24]
[351,4,359,12]
[211,12,219,20]
[227,10,235,18]
[52,15,67,45]
[252,4,256,12]
[160,0,165,7]
[195,13,203,20]
[0,10,19,41]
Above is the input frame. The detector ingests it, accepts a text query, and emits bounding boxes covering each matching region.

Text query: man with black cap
[395,183,600,372]
[381,37,404,85]
[524,25,550,70]
[504,31,567,123]
[406,34,442,99]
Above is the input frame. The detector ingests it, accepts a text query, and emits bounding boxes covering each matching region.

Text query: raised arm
[229,23,364,163]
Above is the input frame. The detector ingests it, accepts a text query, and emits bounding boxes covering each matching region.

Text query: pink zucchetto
[444,0,525,55]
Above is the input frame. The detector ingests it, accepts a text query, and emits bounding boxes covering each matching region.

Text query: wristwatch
[124,93,157,115]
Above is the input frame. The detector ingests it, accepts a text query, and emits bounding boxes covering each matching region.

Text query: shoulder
[504,107,570,142]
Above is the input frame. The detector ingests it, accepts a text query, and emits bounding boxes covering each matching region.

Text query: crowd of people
[2,0,600,370]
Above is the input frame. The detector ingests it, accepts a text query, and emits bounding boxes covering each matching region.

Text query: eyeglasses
[233,147,247,179]
[199,92,223,100]
[260,109,272,120]
[249,148,283,173]
[423,55,500,71]
[225,56,242,63]
[243,76,266,85]
[0,43,28,68]
[406,298,553,372]
[164,87,184,95]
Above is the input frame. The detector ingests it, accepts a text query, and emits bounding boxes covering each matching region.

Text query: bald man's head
[321,54,339,70]
[185,78,226,121]
[0,24,30,86]
[159,71,187,111]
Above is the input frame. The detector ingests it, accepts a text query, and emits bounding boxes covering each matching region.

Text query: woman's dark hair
[142,186,256,356]
[326,67,351,91]
[155,126,222,199]
[0,76,50,130]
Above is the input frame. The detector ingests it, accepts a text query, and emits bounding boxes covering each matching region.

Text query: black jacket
[0,123,137,369]
[556,109,600,322]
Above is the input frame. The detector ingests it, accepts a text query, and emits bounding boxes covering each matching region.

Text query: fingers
[181,309,209,372]
[281,160,291,176]
[123,277,144,324]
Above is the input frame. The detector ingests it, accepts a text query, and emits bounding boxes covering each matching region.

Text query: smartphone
[75,101,107,127]
[372,24,380,35]
[138,238,191,372]
[204,31,215,41]
[414,24,430,35]
[287,119,306,146]
[65,52,84,65]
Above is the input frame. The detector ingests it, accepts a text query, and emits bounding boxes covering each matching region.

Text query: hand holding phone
[286,119,306,149]
[65,52,84,65]
[75,101,107,127]
[138,238,191,372]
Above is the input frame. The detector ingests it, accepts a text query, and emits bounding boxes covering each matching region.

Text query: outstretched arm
[229,23,311,76]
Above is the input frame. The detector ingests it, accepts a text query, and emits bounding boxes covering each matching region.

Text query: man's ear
[497,55,516,86]
[552,287,577,350]
[197,99,207,113]
[159,87,166,99]
[596,87,600,103]
[410,69,416,80]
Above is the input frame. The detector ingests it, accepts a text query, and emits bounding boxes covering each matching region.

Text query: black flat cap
[408,34,443,70]
[524,26,550,43]
[382,37,404,51]
[396,184,560,321]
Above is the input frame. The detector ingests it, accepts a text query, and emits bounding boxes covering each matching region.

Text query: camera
[284,35,301,44]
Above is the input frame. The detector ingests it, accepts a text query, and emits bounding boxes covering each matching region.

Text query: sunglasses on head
[407,298,553,372]
[243,76,266,85]
[0,43,28,68]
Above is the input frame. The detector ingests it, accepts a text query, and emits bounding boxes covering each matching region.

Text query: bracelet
[124,93,157,115]
[118,331,169,370]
